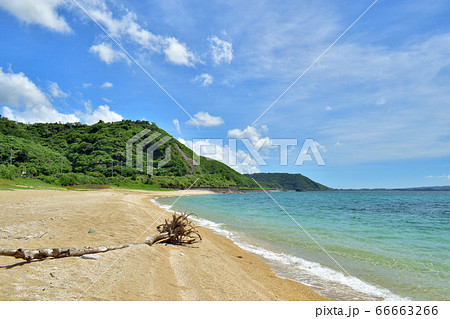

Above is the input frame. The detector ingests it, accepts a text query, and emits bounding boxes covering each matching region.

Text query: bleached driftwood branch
[0,213,201,261]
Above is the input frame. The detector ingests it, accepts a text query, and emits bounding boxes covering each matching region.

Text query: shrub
[0,164,21,180]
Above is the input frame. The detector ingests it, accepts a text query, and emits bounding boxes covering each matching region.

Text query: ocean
[154,191,449,301]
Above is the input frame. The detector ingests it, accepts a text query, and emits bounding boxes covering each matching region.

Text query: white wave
[235,242,408,301]
[189,216,235,240]
[149,197,406,301]
[150,197,175,212]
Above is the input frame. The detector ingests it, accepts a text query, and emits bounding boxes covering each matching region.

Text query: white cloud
[209,36,233,65]
[260,124,269,133]
[81,99,92,111]
[163,37,198,66]
[238,26,450,164]
[89,42,128,64]
[102,97,112,103]
[81,2,199,67]
[82,83,92,89]
[0,67,78,123]
[187,111,224,127]
[222,79,234,87]
[0,0,71,33]
[325,106,332,111]
[376,98,386,105]
[0,68,123,125]
[172,118,181,135]
[425,175,450,180]
[320,107,450,163]
[0,67,51,107]
[78,105,123,125]
[317,35,450,162]
[178,138,260,174]
[227,125,272,148]
[101,81,113,89]
[48,81,68,98]
[310,32,450,163]
[84,4,161,51]
[192,73,213,87]
[1,104,79,124]
[226,2,338,82]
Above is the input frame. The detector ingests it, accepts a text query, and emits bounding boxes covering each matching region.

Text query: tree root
[157,213,201,244]
[0,213,201,262]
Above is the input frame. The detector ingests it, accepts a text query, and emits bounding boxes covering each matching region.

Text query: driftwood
[0,213,201,262]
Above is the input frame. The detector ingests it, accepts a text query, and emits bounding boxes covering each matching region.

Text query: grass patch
[0,178,64,191]
[0,178,172,192]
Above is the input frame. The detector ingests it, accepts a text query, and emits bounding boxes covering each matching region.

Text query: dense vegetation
[245,173,330,191]
[0,117,257,189]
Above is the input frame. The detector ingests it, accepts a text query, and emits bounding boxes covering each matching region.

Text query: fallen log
[0,213,201,262]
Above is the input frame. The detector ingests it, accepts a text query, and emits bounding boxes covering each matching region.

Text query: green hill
[0,117,256,189]
[245,173,329,191]
[0,117,329,191]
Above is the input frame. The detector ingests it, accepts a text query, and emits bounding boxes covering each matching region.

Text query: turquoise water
[155,191,449,300]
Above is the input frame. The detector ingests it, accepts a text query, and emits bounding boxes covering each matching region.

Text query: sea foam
[151,197,407,301]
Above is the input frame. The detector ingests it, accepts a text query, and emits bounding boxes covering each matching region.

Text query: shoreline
[154,190,407,301]
[0,188,326,301]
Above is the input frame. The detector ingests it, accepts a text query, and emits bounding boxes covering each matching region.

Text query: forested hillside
[0,117,256,189]
[245,173,330,191]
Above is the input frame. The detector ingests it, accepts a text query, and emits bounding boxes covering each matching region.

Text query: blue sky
[0,0,449,189]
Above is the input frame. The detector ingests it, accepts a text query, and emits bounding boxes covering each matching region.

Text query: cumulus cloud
[0,0,71,33]
[0,67,51,107]
[209,36,233,65]
[172,118,181,135]
[163,37,198,66]
[192,73,213,87]
[48,81,68,98]
[101,81,113,89]
[0,68,122,124]
[1,104,79,124]
[83,4,161,51]
[81,2,199,67]
[186,111,224,127]
[78,105,123,125]
[89,42,128,64]
[227,125,272,148]
[0,67,78,123]
[178,138,260,174]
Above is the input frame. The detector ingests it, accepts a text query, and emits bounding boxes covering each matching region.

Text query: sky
[0,0,449,189]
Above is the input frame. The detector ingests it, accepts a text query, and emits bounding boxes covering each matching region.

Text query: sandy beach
[0,188,326,301]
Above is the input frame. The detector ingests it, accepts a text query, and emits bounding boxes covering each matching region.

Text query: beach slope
[0,189,325,301]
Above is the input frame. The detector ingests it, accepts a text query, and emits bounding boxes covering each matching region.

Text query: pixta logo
[126,129,171,175]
